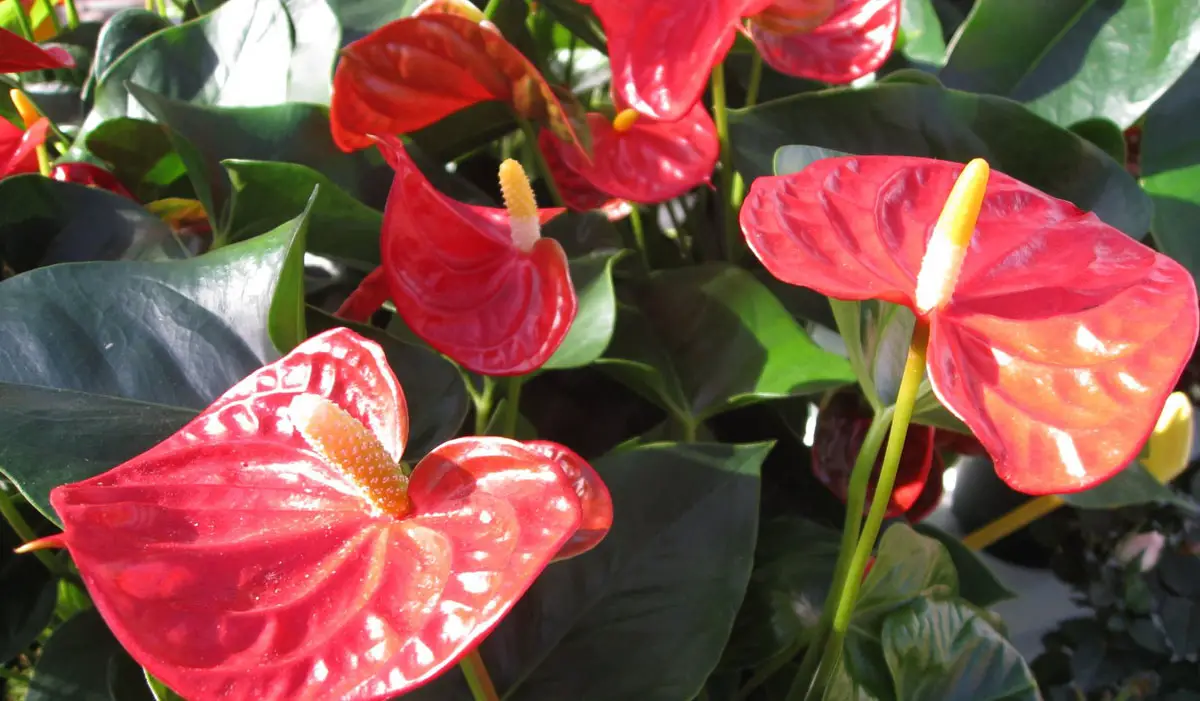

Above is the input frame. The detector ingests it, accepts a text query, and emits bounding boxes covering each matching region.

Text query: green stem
[12,0,36,41]
[516,116,566,208]
[482,0,501,19]
[787,405,895,699]
[0,489,60,575]
[152,0,166,18]
[460,649,500,701]
[799,324,931,701]
[0,666,31,683]
[564,34,578,85]
[746,53,764,108]
[629,206,649,269]
[35,0,63,35]
[473,376,499,435]
[500,376,524,438]
[62,0,79,28]
[710,61,738,262]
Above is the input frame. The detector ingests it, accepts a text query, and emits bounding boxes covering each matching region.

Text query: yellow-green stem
[473,375,499,435]
[629,206,649,269]
[516,116,565,208]
[800,324,931,701]
[500,376,524,438]
[482,0,501,19]
[710,61,738,262]
[35,0,62,35]
[63,0,79,28]
[460,649,500,701]
[0,489,60,575]
[746,53,764,108]
[34,144,51,177]
[12,0,36,41]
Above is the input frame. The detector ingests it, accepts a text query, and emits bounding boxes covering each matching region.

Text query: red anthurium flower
[536,132,631,218]
[525,440,613,559]
[813,389,942,522]
[330,2,587,156]
[0,116,49,178]
[0,28,74,73]
[589,0,774,121]
[748,0,901,83]
[741,155,1199,495]
[538,103,719,206]
[50,162,136,200]
[28,328,608,700]
[338,136,576,377]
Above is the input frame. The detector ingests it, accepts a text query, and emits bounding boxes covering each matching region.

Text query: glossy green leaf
[721,517,842,670]
[144,672,185,701]
[73,0,341,153]
[85,118,186,202]
[882,598,1039,701]
[857,523,959,627]
[940,0,1200,129]
[125,85,389,231]
[305,307,468,459]
[1060,460,1198,512]
[538,0,606,51]
[0,175,185,273]
[83,10,170,102]
[897,0,946,66]
[223,159,383,264]
[106,652,156,701]
[27,610,131,701]
[542,211,625,259]
[913,524,1015,608]
[329,0,423,43]
[602,264,855,422]
[0,195,315,524]
[1141,57,1200,287]
[544,250,626,370]
[1069,117,1126,164]
[730,83,1151,237]
[408,102,518,164]
[0,504,55,663]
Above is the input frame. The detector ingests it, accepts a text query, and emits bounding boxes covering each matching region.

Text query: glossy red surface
[811,389,938,520]
[750,0,900,84]
[590,0,772,122]
[539,104,718,205]
[524,440,613,560]
[330,12,585,155]
[49,328,596,700]
[0,28,74,72]
[377,136,577,376]
[537,129,627,214]
[50,162,136,199]
[741,155,1200,495]
[0,117,48,178]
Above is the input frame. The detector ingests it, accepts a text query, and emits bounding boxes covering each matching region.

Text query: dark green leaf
[882,597,1038,701]
[305,307,467,458]
[542,211,624,259]
[224,159,383,265]
[0,196,315,523]
[408,102,518,163]
[144,672,185,701]
[125,86,388,231]
[85,118,185,202]
[27,610,128,701]
[0,175,185,273]
[1069,117,1126,164]
[543,250,626,370]
[897,0,946,66]
[328,0,423,43]
[537,0,606,51]
[83,10,170,102]
[857,523,958,624]
[1060,461,1197,512]
[1142,57,1200,287]
[940,0,1200,129]
[730,83,1151,237]
[105,652,155,701]
[0,501,55,663]
[913,524,1015,608]
[1162,596,1200,656]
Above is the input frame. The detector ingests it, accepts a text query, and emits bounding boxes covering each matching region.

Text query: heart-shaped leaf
[729,83,1151,237]
[85,117,185,202]
[27,610,138,701]
[0,175,184,274]
[896,0,944,66]
[939,0,1200,129]
[82,9,170,102]
[912,524,1014,609]
[543,250,625,370]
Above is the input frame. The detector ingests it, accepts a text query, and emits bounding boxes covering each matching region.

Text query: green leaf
[487,442,769,700]
[0,175,185,273]
[537,0,606,51]
[730,83,1151,238]
[897,0,946,66]
[857,523,959,626]
[913,524,1015,608]
[1141,57,1200,288]
[329,0,423,43]
[83,9,170,103]
[408,102,518,164]
[882,598,1039,701]
[106,652,155,701]
[543,250,626,370]
[86,118,186,202]
[940,0,1200,129]
[144,672,185,701]
[1162,596,1200,656]
[27,610,132,701]
[224,159,383,265]
[542,211,625,259]
[124,86,388,232]
[305,307,468,459]
[75,0,340,154]
[0,195,315,524]
[0,504,55,663]
[602,264,855,422]
[1069,117,1126,164]
[722,517,842,670]
[1060,460,1198,512]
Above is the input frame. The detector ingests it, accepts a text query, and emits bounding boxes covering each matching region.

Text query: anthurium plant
[2,0,1200,699]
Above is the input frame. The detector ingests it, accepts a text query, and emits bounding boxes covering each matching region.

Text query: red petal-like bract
[377,136,577,376]
[330,12,585,154]
[0,28,74,73]
[591,0,772,122]
[0,117,49,178]
[537,128,628,214]
[49,328,590,700]
[525,440,614,560]
[741,155,1200,495]
[812,390,937,520]
[750,0,900,84]
[50,162,136,200]
[539,104,718,205]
